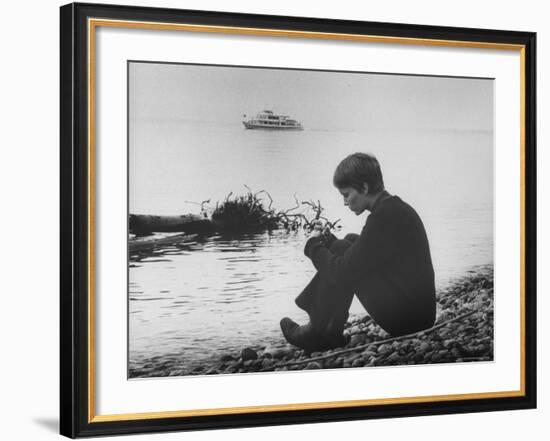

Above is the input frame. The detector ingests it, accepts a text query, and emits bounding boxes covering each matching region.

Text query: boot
[280,317,349,353]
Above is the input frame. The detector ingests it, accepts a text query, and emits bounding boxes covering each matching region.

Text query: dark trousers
[295,234,359,336]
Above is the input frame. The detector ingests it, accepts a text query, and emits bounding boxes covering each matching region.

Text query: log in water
[129,213,214,235]
[129,233,199,253]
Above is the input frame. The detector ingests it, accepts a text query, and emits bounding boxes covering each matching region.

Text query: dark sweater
[304,195,436,336]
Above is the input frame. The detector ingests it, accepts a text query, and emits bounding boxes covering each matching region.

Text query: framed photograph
[60,2,536,438]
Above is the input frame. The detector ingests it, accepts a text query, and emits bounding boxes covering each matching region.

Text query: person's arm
[304,214,391,286]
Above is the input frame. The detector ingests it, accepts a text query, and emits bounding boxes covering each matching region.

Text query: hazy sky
[129,62,493,132]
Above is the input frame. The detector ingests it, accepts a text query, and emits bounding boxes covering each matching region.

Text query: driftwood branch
[184,199,211,216]
[276,309,478,367]
[136,187,342,234]
[281,193,301,215]
[264,191,274,210]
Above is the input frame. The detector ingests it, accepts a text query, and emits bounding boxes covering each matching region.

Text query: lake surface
[129,121,493,369]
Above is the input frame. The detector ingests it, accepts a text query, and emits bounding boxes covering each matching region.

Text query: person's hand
[309,220,324,238]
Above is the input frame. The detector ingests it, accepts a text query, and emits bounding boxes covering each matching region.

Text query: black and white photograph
[128,61,494,379]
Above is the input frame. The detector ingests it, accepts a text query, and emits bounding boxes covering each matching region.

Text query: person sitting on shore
[280,152,436,352]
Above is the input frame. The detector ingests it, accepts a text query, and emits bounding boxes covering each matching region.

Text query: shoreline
[130,264,493,378]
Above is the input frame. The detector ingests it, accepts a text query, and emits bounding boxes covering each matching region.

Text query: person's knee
[344,233,359,243]
[329,238,353,256]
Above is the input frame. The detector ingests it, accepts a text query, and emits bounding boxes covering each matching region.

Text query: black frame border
[60,2,537,438]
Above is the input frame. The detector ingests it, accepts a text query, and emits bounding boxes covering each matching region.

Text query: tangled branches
[191,186,341,234]
[300,199,341,231]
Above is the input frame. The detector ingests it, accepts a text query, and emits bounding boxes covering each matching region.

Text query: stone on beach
[269,346,295,360]
[262,359,274,369]
[305,362,322,370]
[241,348,258,361]
[349,334,366,347]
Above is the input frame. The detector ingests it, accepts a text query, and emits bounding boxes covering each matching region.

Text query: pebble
[285,351,298,361]
[262,359,274,369]
[419,342,431,352]
[442,339,453,348]
[438,312,454,322]
[346,353,363,363]
[350,334,366,346]
[228,360,242,370]
[387,352,402,364]
[241,348,258,361]
[271,347,293,359]
[260,346,275,358]
[305,362,322,370]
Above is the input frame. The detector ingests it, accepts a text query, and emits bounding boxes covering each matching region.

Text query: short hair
[333,152,384,194]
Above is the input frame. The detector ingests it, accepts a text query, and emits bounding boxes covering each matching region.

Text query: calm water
[129,121,493,367]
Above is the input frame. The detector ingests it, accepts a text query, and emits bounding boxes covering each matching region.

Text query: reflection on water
[129,230,315,365]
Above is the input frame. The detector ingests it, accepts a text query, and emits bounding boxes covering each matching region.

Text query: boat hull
[243,121,303,130]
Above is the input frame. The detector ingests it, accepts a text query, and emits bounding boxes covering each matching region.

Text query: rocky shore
[129,265,493,378]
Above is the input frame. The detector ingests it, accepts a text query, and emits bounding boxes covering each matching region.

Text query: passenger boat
[242,110,303,130]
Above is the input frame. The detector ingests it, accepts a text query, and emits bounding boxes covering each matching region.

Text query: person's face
[338,184,370,215]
